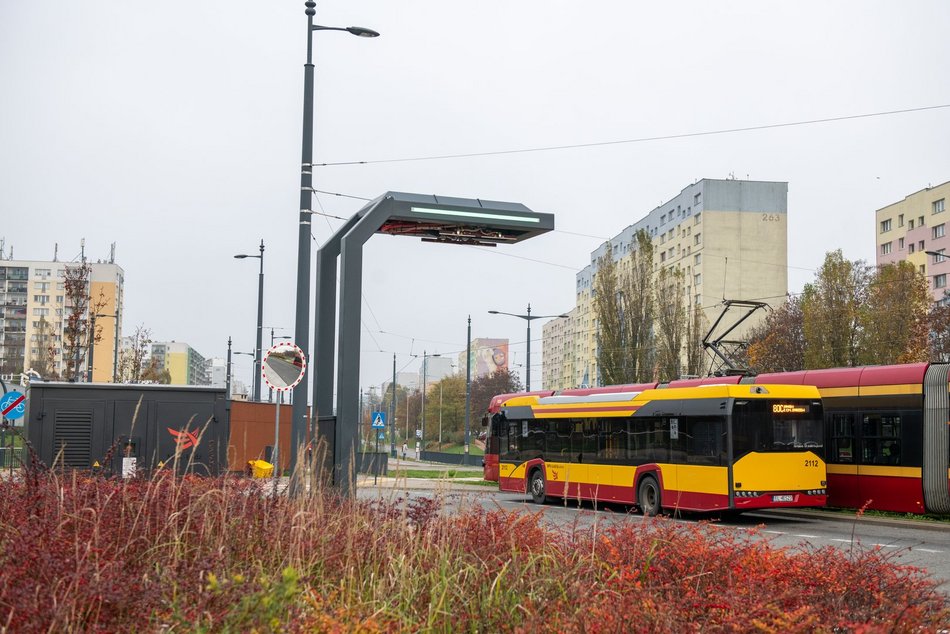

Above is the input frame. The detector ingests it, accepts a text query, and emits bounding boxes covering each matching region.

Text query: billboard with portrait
[472,338,509,378]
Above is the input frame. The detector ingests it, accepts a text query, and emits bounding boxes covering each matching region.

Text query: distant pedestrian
[402,442,408,460]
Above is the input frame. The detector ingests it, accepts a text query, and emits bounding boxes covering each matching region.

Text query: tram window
[829,413,855,463]
[687,418,723,465]
[545,419,572,459]
[504,421,520,456]
[861,414,902,465]
[521,419,545,459]
[598,419,627,460]
[628,417,654,464]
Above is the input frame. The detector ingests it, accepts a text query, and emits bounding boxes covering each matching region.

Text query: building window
[933,249,947,263]
[899,237,905,249]
[880,219,892,233]
[694,193,701,205]
[694,233,702,245]
[661,252,667,263]
[909,243,916,253]
[899,214,904,227]
[694,273,702,286]
[920,240,926,251]
[921,265,926,275]
[933,224,945,239]
[936,199,946,214]
[910,219,915,230]
[936,274,947,289]
[881,242,892,255]
[694,253,702,265]
[919,216,925,226]
[694,213,701,225]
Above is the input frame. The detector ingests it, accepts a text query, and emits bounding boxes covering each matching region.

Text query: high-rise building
[0,254,123,382]
[150,341,209,385]
[875,180,950,303]
[543,178,789,389]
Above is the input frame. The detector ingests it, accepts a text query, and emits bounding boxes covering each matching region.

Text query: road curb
[753,508,950,533]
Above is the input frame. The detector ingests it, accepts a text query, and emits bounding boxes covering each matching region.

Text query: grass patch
[392,468,483,480]
[1,469,947,631]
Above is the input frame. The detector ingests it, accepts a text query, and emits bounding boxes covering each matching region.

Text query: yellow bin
[248,459,274,479]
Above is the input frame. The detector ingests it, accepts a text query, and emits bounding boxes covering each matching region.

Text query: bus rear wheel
[638,476,661,516]
[529,469,547,504]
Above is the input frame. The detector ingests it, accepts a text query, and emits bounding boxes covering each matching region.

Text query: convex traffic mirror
[262,342,307,391]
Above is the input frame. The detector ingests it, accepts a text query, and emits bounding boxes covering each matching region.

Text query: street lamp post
[233,351,255,401]
[234,240,264,401]
[291,1,379,490]
[465,315,472,455]
[488,304,568,391]
[390,353,397,458]
[411,351,440,457]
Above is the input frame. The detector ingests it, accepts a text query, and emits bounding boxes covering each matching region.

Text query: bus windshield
[732,399,823,458]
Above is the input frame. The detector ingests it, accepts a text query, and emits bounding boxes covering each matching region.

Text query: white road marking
[793,534,821,539]
[764,530,785,535]
[870,543,899,548]
[830,538,852,543]
[914,548,944,553]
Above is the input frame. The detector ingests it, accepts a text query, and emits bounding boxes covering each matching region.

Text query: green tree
[654,266,687,381]
[929,296,950,362]
[801,250,869,368]
[470,367,523,420]
[593,242,627,384]
[593,230,655,384]
[29,316,58,379]
[859,261,930,365]
[746,295,805,373]
[684,306,708,377]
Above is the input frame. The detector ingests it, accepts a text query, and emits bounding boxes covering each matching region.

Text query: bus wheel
[638,476,661,516]
[529,469,547,504]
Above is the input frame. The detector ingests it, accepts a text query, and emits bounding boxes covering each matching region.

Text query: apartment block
[150,341,210,386]
[0,256,123,381]
[543,178,788,389]
[875,180,950,302]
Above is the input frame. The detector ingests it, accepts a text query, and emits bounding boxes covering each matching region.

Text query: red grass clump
[0,471,946,632]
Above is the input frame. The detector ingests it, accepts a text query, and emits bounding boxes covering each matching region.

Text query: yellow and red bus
[488,384,827,514]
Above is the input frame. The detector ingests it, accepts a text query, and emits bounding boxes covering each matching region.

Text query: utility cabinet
[25,382,229,476]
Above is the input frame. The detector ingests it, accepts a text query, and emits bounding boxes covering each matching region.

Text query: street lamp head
[312,24,380,38]
[487,310,500,315]
[346,26,380,38]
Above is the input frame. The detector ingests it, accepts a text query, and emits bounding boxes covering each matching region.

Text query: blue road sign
[378,431,386,440]
[371,411,386,429]
[0,391,26,421]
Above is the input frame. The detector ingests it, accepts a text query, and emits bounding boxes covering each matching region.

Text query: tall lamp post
[488,304,568,391]
[292,1,379,487]
[235,240,264,401]
[410,351,440,457]
[233,350,255,400]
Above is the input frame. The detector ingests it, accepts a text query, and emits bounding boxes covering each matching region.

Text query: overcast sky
[2,1,949,394]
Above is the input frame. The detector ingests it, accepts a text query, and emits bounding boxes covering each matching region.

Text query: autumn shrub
[0,469,947,632]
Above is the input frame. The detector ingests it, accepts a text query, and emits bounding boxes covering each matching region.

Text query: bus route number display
[772,403,809,414]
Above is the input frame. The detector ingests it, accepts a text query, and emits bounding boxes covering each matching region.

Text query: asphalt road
[357,479,950,593]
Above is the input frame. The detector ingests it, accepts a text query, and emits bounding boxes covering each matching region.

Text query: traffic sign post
[1,391,26,423]
[0,390,26,474]
[370,411,386,484]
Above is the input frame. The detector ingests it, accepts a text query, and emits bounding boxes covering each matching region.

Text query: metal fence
[0,447,24,469]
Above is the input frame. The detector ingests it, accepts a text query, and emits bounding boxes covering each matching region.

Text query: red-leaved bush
[0,469,946,632]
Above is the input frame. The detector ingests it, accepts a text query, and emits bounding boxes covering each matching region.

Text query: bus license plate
[772,494,793,503]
